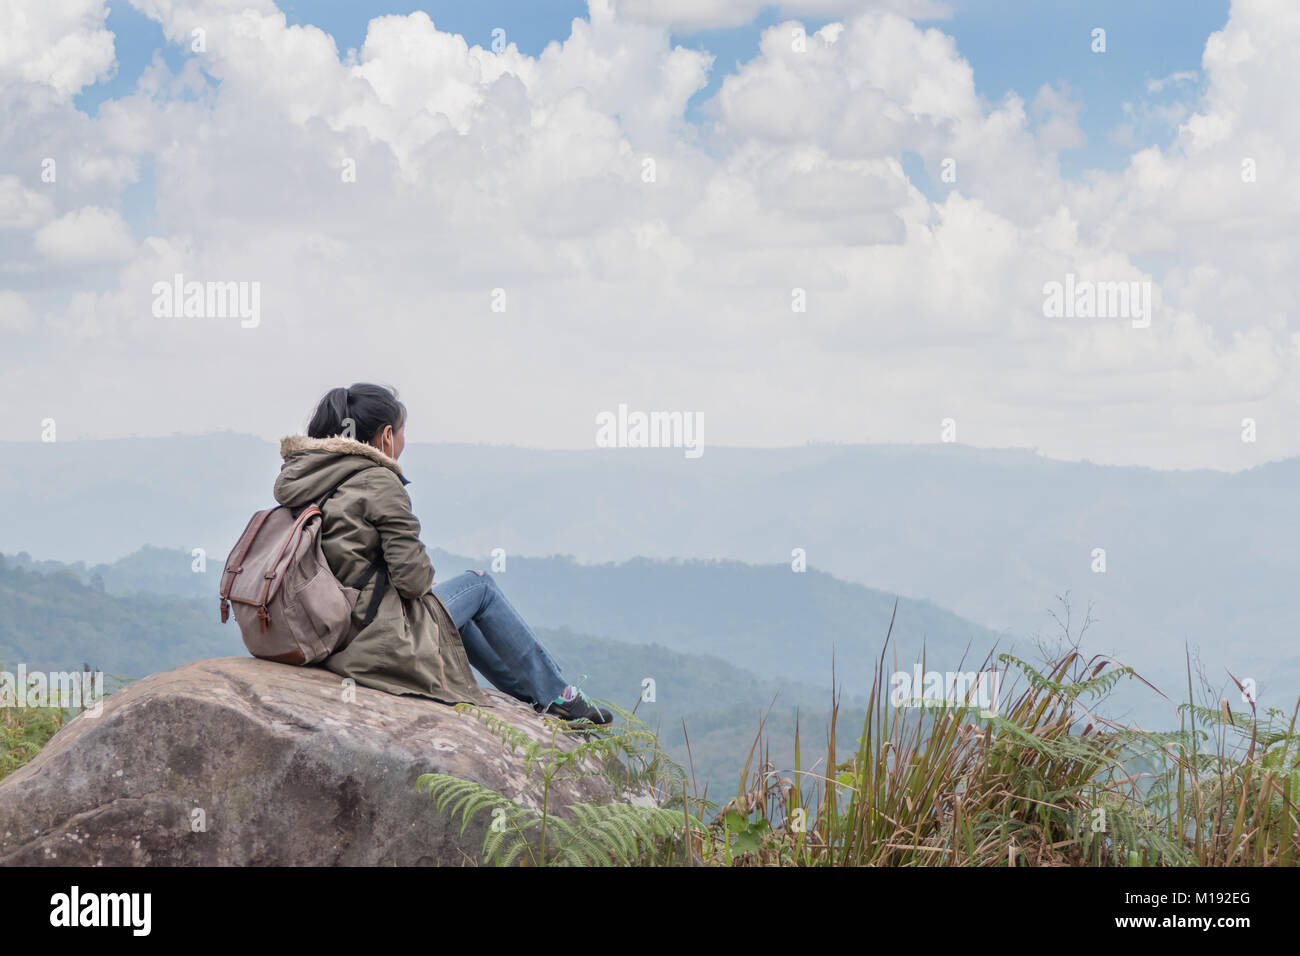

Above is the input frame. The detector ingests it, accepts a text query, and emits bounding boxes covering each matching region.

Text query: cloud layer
[0,0,1296,470]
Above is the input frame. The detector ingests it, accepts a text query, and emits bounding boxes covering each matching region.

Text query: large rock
[0,657,636,865]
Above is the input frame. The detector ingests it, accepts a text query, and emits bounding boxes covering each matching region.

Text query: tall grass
[687,603,1300,866]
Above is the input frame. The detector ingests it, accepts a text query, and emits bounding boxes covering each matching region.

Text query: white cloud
[1030,83,1085,154]
[0,175,55,230]
[34,206,135,262]
[1146,69,1197,94]
[0,0,116,97]
[1,0,1299,470]
[609,0,950,32]
[0,290,36,330]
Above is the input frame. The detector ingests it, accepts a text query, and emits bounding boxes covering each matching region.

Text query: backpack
[219,466,388,665]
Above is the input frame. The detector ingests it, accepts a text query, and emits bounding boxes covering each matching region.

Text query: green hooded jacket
[272,434,490,707]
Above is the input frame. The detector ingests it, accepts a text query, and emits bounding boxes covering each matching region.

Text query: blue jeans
[431,571,568,710]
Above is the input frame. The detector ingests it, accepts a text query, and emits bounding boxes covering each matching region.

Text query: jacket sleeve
[362,470,435,599]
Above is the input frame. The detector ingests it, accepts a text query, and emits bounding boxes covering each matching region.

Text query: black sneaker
[544,686,613,725]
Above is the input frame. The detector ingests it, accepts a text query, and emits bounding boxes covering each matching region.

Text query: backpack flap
[220,505,319,628]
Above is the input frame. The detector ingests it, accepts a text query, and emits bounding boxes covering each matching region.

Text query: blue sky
[74,0,1232,277]
[80,0,1231,180]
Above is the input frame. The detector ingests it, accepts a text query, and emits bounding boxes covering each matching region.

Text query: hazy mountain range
[0,545,1007,700]
[2,432,1295,723]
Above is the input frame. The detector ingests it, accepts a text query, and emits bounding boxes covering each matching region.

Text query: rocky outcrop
[0,657,634,865]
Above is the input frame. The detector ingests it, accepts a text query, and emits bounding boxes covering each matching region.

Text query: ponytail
[307,383,406,444]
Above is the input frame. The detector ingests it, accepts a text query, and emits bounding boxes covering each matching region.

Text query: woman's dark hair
[307,383,406,443]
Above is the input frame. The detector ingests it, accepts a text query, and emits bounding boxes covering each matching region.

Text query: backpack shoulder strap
[351,562,388,629]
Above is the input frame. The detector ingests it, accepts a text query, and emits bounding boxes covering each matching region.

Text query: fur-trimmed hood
[273,434,408,509]
[278,434,404,476]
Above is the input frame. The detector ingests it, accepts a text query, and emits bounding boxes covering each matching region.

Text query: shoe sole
[544,707,613,727]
